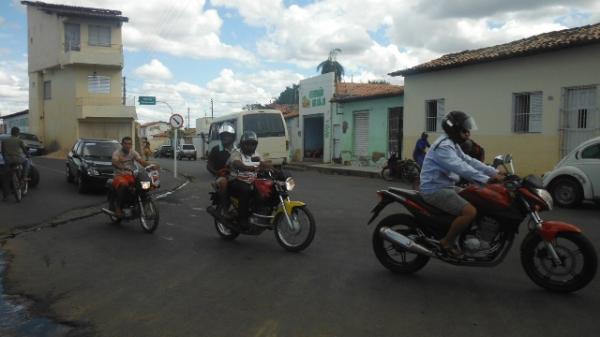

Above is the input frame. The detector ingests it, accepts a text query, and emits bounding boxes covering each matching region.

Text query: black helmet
[240,130,258,155]
[441,110,477,143]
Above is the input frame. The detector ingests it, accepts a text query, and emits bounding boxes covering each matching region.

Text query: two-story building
[22,1,136,153]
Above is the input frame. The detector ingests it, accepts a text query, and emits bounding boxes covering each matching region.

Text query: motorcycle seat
[388,187,448,215]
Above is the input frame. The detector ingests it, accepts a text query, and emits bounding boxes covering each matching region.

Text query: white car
[543,136,600,208]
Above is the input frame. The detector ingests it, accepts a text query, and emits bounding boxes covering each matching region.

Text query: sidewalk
[283,161,381,179]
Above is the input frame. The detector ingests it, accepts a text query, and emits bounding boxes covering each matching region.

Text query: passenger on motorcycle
[207,122,236,219]
[419,111,505,258]
[227,130,271,229]
[111,136,153,218]
[1,127,30,199]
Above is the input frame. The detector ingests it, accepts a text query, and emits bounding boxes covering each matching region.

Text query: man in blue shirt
[412,132,430,167]
[420,111,504,258]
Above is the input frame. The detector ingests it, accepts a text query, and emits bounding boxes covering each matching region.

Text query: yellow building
[391,23,600,174]
[22,1,136,154]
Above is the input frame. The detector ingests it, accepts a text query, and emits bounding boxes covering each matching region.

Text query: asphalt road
[2,157,599,337]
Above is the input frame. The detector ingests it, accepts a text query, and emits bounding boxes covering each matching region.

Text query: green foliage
[275,84,300,105]
[317,48,344,82]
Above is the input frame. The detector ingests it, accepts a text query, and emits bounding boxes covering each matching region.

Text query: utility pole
[187,107,190,128]
[211,98,214,118]
[122,76,126,105]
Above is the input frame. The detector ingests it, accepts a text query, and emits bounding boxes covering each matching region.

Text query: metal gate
[353,111,369,158]
[388,107,403,157]
[562,86,599,156]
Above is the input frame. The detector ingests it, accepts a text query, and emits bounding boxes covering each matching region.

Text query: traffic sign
[169,114,184,129]
[138,96,156,105]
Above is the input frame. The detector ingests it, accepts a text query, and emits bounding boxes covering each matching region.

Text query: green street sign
[138,96,156,105]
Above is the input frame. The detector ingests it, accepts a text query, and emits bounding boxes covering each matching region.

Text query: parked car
[155,145,174,158]
[18,132,45,155]
[543,136,600,208]
[0,134,40,188]
[66,138,120,193]
[177,144,197,160]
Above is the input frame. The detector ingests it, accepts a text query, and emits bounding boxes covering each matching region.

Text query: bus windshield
[243,113,285,138]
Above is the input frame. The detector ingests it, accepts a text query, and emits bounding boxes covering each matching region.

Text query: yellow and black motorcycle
[207,170,316,252]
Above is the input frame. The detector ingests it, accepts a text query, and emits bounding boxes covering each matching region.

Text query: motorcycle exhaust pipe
[101,208,116,216]
[379,227,435,257]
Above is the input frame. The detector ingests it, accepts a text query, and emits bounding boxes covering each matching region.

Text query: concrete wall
[39,67,78,152]
[2,114,30,134]
[285,116,301,161]
[402,43,600,174]
[299,72,335,162]
[338,96,403,165]
[27,7,62,72]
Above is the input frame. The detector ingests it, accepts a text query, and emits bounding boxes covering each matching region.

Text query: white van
[207,109,289,165]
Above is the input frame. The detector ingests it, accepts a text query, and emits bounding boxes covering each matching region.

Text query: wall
[402,43,600,174]
[39,67,78,152]
[3,115,30,134]
[27,7,61,72]
[285,116,301,161]
[338,96,403,164]
[298,72,335,162]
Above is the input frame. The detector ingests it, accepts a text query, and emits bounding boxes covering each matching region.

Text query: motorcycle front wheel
[12,172,22,202]
[139,199,160,233]
[521,232,597,293]
[274,206,316,252]
[381,166,394,181]
[372,214,430,274]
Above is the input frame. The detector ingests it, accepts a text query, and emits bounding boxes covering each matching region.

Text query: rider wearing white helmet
[207,122,236,219]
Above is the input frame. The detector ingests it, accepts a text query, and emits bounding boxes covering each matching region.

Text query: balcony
[60,42,123,68]
[76,103,136,120]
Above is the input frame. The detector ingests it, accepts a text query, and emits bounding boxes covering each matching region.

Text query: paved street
[1,157,599,337]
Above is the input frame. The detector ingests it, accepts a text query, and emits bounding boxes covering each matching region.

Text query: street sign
[169,114,184,129]
[138,96,156,105]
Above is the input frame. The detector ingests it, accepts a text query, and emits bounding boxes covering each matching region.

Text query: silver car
[177,144,197,160]
[543,136,600,208]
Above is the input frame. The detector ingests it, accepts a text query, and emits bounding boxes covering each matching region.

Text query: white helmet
[218,122,235,135]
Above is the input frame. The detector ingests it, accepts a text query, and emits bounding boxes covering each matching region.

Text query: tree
[317,48,344,82]
[243,103,269,110]
[275,84,300,105]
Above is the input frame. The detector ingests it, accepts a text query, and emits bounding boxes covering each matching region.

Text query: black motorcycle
[207,169,316,252]
[380,153,421,188]
[101,165,161,233]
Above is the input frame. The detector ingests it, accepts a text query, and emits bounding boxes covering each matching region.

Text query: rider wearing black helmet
[207,122,237,219]
[227,130,271,229]
[420,111,504,258]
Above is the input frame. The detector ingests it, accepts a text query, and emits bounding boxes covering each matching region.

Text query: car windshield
[182,145,194,149]
[19,133,39,141]
[82,142,120,160]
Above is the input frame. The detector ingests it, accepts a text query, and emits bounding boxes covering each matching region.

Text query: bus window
[243,114,285,137]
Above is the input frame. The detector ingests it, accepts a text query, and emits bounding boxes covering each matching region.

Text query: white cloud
[43,0,255,63]
[0,61,29,117]
[129,68,305,123]
[134,59,173,81]
[214,0,600,78]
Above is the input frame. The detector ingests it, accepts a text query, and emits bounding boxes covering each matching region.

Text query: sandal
[440,244,464,259]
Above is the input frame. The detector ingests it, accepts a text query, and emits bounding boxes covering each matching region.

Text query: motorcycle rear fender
[539,220,582,241]
[367,190,402,224]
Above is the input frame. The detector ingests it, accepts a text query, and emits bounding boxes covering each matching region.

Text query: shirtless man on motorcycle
[420,111,505,258]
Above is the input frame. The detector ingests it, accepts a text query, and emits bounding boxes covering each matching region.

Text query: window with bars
[43,81,51,100]
[88,25,111,47]
[425,98,444,132]
[513,92,542,133]
[88,75,111,94]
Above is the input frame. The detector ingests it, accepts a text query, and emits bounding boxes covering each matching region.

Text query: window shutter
[529,92,543,132]
[88,75,111,94]
[437,98,445,131]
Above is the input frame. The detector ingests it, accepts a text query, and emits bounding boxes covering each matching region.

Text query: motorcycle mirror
[504,154,513,164]
[492,155,504,168]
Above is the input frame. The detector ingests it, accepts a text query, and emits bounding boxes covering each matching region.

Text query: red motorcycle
[368,154,597,292]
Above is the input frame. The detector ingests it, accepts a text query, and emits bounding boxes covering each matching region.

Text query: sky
[0,0,599,124]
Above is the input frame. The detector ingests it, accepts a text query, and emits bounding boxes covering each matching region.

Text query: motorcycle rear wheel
[373,214,430,274]
[521,232,597,293]
[215,220,240,240]
[274,206,316,252]
[12,172,22,202]
[139,199,160,233]
[381,166,394,181]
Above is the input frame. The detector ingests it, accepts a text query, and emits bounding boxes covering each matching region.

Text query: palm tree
[317,48,344,82]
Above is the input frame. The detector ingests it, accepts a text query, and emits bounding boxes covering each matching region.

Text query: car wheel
[66,166,74,183]
[550,177,583,208]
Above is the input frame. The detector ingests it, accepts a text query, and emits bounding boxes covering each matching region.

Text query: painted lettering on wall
[302,87,326,108]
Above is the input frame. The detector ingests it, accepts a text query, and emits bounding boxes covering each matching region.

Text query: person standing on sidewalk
[412,132,430,167]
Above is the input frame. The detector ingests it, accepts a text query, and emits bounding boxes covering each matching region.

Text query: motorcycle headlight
[285,177,295,191]
[535,188,553,211]
[141,181,151,190]
[87,167,100,176]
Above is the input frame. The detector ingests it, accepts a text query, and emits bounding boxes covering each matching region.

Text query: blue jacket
[419,136,497,194]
